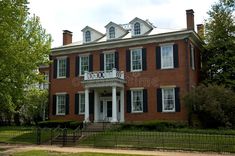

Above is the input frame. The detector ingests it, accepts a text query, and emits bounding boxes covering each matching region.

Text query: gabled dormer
[105,22,128,40]
[129,17,153,37]
[81,26,104,44]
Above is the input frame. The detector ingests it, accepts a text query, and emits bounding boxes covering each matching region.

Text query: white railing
[84,68,124,80]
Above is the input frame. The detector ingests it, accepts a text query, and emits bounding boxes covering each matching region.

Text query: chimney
[197,24,204,38]
[63,30,72,45]
[186,9,195,30]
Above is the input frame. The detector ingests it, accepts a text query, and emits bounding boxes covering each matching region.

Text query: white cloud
[28,0,217,47]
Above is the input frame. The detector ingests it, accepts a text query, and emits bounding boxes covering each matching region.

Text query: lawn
[12,150,145,156]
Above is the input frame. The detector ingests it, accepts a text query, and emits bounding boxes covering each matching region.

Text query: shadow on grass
[9,132,36,144]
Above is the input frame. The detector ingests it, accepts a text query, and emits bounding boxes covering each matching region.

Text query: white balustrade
[84,68,124,80]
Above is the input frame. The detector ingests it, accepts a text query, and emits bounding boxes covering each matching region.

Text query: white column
[94,90,99,122]
[111,86,118,123]
[84,88,90,123]
[120,88,125,122]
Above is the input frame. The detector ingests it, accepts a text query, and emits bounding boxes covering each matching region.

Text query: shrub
[184,84,235,129]
[38,120,82,129]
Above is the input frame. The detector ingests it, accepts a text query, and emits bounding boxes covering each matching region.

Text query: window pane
[79,94,85,114]
[134,22,141,35]
[161,45,173,68]
[132,90,143,112]
[57,95,66,114]
[162,88,175,111]
[131,49,142,71]
[105,53,115,71]
[58,59,66,77]
[85,31,91,42]
[109,27,115,39]
[80,56,89,75]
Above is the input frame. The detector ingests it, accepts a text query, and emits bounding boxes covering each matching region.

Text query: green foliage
[120,120,187,131]
[202,0,235,90]
[184,85,235,128]
[38,120,83,129]
[0,0,51,122]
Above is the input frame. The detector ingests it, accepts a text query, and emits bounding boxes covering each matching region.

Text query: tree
[184,85,235,128]
[202,0,235,90]
[0,0,51,124]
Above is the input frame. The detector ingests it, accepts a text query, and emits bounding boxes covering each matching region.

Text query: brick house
[43,9,203,123]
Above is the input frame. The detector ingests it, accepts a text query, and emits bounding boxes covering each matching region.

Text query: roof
[81,26,104,36]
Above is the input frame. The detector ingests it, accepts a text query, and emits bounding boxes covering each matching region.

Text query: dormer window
[85,31,91,42]
[109,26,115,39]
[134,22,141,35]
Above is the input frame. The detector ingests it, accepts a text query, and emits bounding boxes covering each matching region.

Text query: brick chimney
[63,30,72,45]
[197,24,204,38]
[186,9,195,30]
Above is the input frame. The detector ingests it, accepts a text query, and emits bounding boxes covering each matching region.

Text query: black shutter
[156,46,161,69]
[52,95,56,115]
[173,44,179,68]
[89,54,93,72]
[190,44,192,68]
[75,56,79,76]
[75,94,79,114]
[175,87,181,112]
[66,94,69,115]
[157,88,162,112]
[143,89,148,112]
[126,90,131,113]
[100,53,104,71]
[142,48,147,71]
[53,59,57,78]
[126,50,130,72]
[89,92,94,114]
[115,51,119,70]
[66,57,70,78]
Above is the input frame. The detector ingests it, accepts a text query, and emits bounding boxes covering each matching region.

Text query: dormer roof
[105,21,127,32]
[129,17,154,29]
[81,26,104,36]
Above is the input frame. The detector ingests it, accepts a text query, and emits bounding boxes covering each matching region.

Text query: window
[57,58,66,78]
[190,44,195,70]
[79,93,85,114]
[80,56,89,76]
[43,72,49,89]
[161,45,173,69]
[56,94,66,115]
[134,22,141,35]
[109,26,115,39]
[104,53,115,71]
[131,90,143,113]
[162,88,175,112]
[85,31,91,42]
[131,49,142,71]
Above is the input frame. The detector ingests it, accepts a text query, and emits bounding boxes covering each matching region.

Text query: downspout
[184,38,190,92]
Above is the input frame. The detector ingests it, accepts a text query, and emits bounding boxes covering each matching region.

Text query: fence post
[36,127,41,145]
[62,128,67,146]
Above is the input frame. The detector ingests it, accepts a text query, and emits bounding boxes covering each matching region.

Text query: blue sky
[28,0,217,48]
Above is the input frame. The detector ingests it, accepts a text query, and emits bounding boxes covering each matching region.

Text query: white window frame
[161,44,174,69]
[85,30,91,42]
[131,48,142,72]
[109,26,115,39]
[134,22,141,35]
[190,44,195,70]
[57,57,67,78]
[131,89,143,113]
[104,52,115,72]
[79,55,89,76]
[56,94,66,115]
[79,93,85,115]
[162,88,175,112]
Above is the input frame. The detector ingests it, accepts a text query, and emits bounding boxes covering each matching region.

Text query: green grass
[12,150,145,156]
[78,131,235,153]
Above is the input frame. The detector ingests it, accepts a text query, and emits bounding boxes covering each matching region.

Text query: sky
[28,0,217,48]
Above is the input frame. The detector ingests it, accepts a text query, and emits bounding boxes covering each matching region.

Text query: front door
[107,101,112,118]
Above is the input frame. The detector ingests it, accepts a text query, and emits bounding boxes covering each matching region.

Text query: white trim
[77,91,85,93]
[129,46,143,50]
[131,89,144,113]
[160,85,176,88]
[161,87,176,113]
[56,56,68,59]
[56,92,67,95]
[130,87,144,90]
[78,53,90,57]
[103,50,115,54]
[159,42,174,46]
[130,48,142,72]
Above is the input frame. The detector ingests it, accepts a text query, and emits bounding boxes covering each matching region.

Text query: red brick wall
[49,39,201,122]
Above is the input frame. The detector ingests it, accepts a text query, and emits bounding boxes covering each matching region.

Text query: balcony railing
[84,68,124,81]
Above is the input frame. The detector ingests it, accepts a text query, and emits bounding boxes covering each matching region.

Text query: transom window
[134,22,141,35]
[162,88,175,112]
[161,45,173,69]
[131,49,142,71]
[79,93,85,114]
[80,56,89,76]
[85,31,91,42]
[57,58,66,78]
[104,53,115,71]
[109,26,115,39]
[56,94,66,115]
[131,90,143,113]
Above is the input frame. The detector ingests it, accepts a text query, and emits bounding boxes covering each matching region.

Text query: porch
[81,68,126,123]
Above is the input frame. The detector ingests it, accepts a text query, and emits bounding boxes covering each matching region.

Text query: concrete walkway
[0,144,233,156]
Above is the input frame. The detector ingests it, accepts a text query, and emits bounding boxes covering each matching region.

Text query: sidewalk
[0,144,233,156]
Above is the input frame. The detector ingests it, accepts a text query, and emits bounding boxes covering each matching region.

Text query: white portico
[81,68,125,123]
